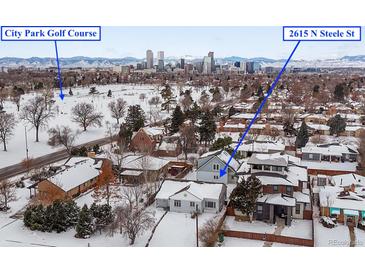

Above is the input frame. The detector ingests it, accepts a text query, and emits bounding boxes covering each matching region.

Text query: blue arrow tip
[219,169,226,177]
[59,93,65,100]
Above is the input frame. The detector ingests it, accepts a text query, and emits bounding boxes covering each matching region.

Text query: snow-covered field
[0,84,204,169]
[224,216,277,234]
[281,219,312,240]
[314,219,350,247]
[149,211,217,247]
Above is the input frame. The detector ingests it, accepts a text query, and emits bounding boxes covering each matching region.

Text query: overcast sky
[0,26,364,60]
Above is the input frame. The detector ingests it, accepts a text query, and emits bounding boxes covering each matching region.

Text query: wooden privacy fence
[223,229,314,247]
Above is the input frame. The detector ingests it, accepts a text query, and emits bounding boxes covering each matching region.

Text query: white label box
[283,26,361,41]
[1,26,101,41]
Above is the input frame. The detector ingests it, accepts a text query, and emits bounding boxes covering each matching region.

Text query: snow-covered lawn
[148,210,218,247]
[281,219,312,240]
[0,186,31,228]
[0,205,165,247]
[0,84,193,169]
[224,216,277,234]
[314,219,350,247]
[221,237,265,247]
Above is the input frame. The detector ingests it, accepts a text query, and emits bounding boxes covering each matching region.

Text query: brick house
[130,127,165,153]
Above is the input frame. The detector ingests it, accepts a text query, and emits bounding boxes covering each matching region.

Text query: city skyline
[0,26,365,60]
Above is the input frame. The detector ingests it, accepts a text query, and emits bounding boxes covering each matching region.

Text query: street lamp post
[196,204,199,247]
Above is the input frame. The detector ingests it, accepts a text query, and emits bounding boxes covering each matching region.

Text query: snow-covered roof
[155,180,189,200]
[301,143,358,155]
[258,193,296,207]
[156,180,224,201]
[301,160,358,172]
[230,113,255,120]
[47,158,101,192]
[293,191,310,204]
[247,153,288,167]
[121,155,170,171]
[143,127,165,137]
[319,186,365,211]
[121,170,143,176]
[331,173,365,188]
[236,140,285,153]
[255,174,296,186]
[286,165,308,183]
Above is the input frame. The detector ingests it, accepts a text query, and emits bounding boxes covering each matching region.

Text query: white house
[155,179,226,213]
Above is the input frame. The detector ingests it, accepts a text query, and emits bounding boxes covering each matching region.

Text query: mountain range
[1,55,365,68]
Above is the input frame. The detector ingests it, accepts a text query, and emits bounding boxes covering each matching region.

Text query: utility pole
[196,204,199,247]
[24,126,29,161]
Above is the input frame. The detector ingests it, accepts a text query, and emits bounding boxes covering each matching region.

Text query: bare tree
[108,98,127,124]
[20,96,54,142]
[71,102,103,131]
[0,112,16,151]
[47,126,78,155]
[0,180,17,211]
[110,205,154,245]
[199,217,221,247]
[179,123,197,160]
[148,96,161,109]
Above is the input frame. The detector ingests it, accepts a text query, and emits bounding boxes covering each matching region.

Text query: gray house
[196,149,240,184]
[155,179,226,214]
[301,143,358,163]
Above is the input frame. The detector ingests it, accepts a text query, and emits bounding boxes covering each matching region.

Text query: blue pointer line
[220,41,301,177]
[54,41,64,100]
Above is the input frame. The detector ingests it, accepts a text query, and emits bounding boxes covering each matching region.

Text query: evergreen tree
[75,204,94,239]
[160,84,177,113]
[50,200,69,233]
[170,106,185,134]
[210,137,232,151]
[185,102,201,123]
[125,105,146,132]
[198,111,216,145]
[295,121,310,148]
[327,114,346,136]
[118,122,133,149]
[230,176,262,221]
[90,203,114,233]
[228,106,238,118]
[334,83,345,101]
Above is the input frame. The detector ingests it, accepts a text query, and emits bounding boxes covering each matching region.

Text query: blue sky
[0,26,364,60]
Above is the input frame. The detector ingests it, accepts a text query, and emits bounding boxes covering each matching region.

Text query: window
[295,204,301,214]
[213,163,220,170]
[190,201,195,207]
[273,185,279,192]
[214,175,219,180]
[264,165,271,171]
[272,166,283,172]
[286,186,292,195]
[174,200,181,207]
[205,201,216,208]
[253,164,262,170]
[257,205,263,214]
[317,177,326,186]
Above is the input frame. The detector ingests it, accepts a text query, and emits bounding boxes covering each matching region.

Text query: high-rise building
[146,49,154,69]
[208,51,215,72]
[202,56,212,74]
[180,58,185,69]
[157,51,164,61]
[157,51,164,71]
